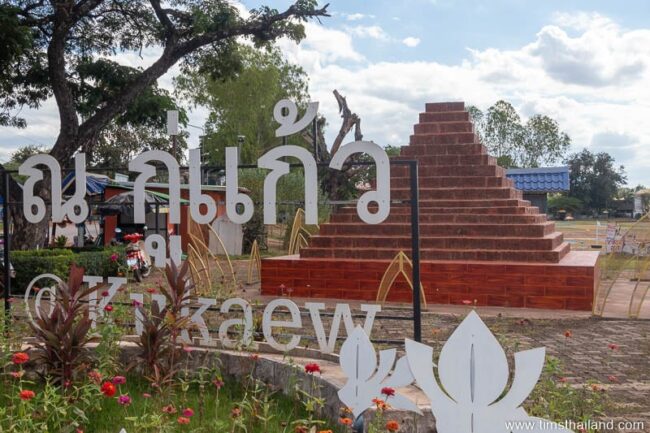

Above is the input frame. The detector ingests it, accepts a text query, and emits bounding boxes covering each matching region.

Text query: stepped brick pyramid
[261,102,600,310]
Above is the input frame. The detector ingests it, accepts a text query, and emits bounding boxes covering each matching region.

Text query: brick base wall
[260,251,600,311]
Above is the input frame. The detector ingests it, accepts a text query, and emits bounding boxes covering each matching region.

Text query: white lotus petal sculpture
[338,326,422,418]
[404,311,575,433]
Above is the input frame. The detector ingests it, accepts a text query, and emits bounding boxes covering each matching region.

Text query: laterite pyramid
[261,102,598,311]
[302,102,570,263]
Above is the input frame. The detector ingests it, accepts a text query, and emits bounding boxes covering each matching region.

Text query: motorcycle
[123,232,152,282]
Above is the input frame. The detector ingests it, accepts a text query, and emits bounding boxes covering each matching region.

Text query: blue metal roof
[505,166,570,193]
[62,171,110,196]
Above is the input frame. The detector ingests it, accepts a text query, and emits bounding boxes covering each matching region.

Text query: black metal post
[312,118,319,162]
[409,161,421,342]
[155,203,160,237]
[3,170,10,316]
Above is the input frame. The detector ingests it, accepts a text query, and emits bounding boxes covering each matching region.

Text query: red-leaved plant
[131,260,193,388]
[30,264,101,385]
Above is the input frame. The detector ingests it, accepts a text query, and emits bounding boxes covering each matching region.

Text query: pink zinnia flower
[117,394,131,406]
[182,408,194,417]
[112,376,126,385]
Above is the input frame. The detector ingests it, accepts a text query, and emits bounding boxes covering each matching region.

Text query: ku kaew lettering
[24,275,380,354]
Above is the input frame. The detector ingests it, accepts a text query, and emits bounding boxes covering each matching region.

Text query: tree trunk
[5,170,51,250]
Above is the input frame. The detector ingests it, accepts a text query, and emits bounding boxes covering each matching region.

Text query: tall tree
[0,0,329,247]
[469,100,571,168]
[175,45,310,164]
[565,148,627,213]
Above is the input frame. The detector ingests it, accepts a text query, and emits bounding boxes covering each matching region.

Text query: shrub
[11,248,123,293]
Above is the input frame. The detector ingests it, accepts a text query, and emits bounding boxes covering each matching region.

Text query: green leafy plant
[29,264,100,385]
[54,235,68,248]
[526,357,608,432]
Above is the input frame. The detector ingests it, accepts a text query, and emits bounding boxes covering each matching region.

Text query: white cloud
[346,25,389,41]
[402,37,421,47]
[343,13,366,21]
[280,13,650,186]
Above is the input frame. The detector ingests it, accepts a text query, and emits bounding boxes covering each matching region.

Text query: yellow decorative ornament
[247,239,262,284]
[376,251,427,307]
[288,208,317,255]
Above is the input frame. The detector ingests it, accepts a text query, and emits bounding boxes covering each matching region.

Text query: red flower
[182,408,194,417]
[12,352,29,365]
[101,290,110,297]
[564,330,573,338]
[104,305,113,312]
[19,390,35,401]
[558,377,568,383]
[212,378,224,389]
[608,343,619,351]
[110,253,119,262]
[249,354,259,361]
[305,363,321,374]
[146,287,157,294]
[608,375,618,383]
[386,420,400,432]
[339,418,353,426]
[162,405,177,414]
[100,381,116,397]
[177,416,190,425]
[381,387,396,397]
[231,407,241,418]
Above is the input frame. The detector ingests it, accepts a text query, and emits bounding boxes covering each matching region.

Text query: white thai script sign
[19,99,391,230]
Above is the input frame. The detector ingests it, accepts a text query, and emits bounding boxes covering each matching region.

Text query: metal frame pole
[409,160,421,342]
[3,170,11,316]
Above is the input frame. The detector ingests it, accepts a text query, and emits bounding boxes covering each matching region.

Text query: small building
[102,182,242,254]
[505,167,570,214]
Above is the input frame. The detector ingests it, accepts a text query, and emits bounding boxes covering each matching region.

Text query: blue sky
[2,1,650,186]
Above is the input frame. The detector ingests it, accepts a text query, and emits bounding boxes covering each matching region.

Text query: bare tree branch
[331,89,362,156]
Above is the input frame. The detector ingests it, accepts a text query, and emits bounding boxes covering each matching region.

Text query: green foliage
[565,148,627,213]
[54,235,68,248]
[469,100,571,168]
[94,316,124,377]
[176,45,311,165]
[238,168,330,252]
[29,265,100,385]
[527,357,608,432]
[0,378,101,433]
[547,195,584,213]
[11,248,123,293]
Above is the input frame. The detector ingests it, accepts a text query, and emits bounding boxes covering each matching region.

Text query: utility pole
[166,110,180,235]
[167,110,179,160]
